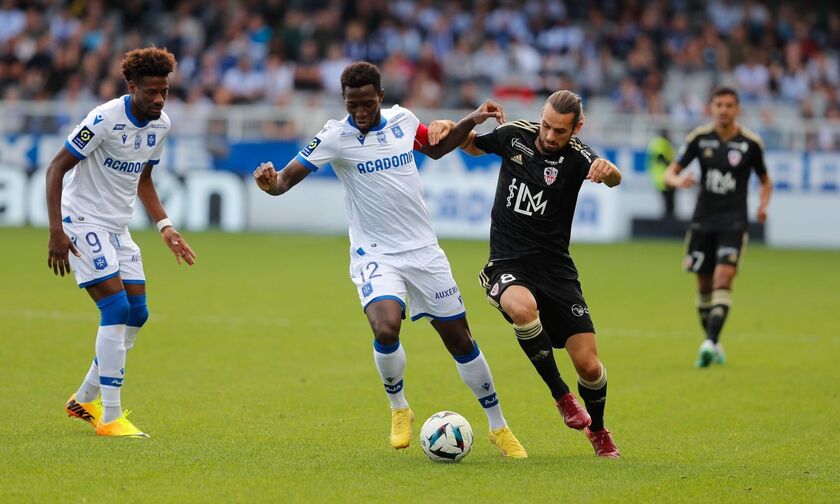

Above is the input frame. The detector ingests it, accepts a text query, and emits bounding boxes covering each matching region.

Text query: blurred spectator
[734,49,770,101]
[264,53,294,105]
[221,56,265,103]
[319,43,351,96]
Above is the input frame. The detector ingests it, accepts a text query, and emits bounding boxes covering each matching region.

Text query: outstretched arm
[664,161,695,188]
[137,163,196,265]
[253,159,313,196]
[428,121,487,156]
[45,147,82,276]
[757,172,772,223]
[418,100,505,159]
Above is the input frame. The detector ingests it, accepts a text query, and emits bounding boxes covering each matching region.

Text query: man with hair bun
[431,90,623,458]
[46,46,196,438]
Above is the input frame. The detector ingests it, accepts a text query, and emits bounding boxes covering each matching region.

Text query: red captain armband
[414,123,429,150]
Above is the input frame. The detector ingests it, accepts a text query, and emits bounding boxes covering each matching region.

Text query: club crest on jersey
[376,131,387,145]
[391,125,404,138]
[727,150,742,166]
[93,256,108,271]
[134,133,142,150]
[147,133,156,147]
[302,137,322,157]
[71,126,95,150]
[544,166,559,185]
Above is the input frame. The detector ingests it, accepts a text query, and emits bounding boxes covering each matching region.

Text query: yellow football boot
[489,426,528,458]
[65,394,102,427]
[95,411,150,438]
[389,407,414,449]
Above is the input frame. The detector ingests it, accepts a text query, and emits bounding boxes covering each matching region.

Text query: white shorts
[63,222,146,288]
[350,244,466,322]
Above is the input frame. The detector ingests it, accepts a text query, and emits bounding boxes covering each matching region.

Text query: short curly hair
[340,61,381,92]
[120,46,177,83]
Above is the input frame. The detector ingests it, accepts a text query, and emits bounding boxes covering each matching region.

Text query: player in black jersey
[664,87,773,367]
[429,90,622,458]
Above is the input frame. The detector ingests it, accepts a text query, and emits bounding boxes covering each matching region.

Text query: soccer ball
[419,411,473,462]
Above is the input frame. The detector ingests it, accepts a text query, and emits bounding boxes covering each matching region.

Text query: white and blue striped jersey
[62,95,170,233]
[294,105,437,254]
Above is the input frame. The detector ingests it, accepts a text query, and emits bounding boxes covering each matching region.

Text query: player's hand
[470,100,506,125]
[161,227,196,266]
[676,173,696,188]
[253,162,278,193]
[586,159,617,184]
[428,120,452,146]
[757,205,768,224]
[47,229,80,277]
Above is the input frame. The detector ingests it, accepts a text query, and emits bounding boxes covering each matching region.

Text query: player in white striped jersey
[46,47,196,438]
[254,62,526,457]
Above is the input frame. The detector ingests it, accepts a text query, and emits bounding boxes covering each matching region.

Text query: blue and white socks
[75,292,149,417]
[373,338,508,431]
[454,342,507,431]
[93,291,130,423]
[373,340,408,409]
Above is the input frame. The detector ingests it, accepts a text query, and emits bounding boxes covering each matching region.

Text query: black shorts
[684,228,748,275]
[478,259,595,348]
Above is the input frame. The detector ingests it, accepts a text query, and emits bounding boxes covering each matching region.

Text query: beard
[538,136,561,154]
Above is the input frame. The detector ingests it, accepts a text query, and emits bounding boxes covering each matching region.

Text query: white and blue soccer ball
[419,411,473,463]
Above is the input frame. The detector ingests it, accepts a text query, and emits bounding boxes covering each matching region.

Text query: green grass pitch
[1,226,837,502]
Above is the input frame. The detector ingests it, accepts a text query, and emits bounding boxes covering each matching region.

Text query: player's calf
[94,291,130,424]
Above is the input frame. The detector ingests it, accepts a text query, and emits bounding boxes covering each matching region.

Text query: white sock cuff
[513,318,542,339]
[578,364,607,390]
[711,289,732,306]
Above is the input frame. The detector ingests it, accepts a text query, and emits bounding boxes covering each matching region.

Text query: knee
[448,335,475,356]
[577,358,603,383]
[371,320,401,346]
[97,291,130,326]
[713,268,736,290]
[127,295,149,328]
[503,297,539,326]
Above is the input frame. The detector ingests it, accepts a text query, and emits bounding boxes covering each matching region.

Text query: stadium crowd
[0,0,838,147]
